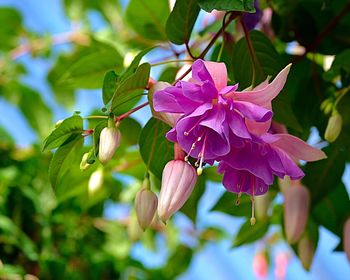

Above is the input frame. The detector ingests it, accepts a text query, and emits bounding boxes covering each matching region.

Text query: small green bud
[297,234,315,270]
[80,153,91,171]
[324,113,342,143]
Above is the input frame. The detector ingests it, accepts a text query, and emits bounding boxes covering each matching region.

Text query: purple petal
[192,59,215,85]
[233,100,273,122]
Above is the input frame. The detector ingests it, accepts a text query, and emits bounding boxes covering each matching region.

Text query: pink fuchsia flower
[274,252,290,280]
[253,251,268,279]
[153,59,272,173]
[284,182,310,244]
[158,159,197,222]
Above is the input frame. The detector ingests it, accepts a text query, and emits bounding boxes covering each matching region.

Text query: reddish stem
[174,143,186,160]
[115,101,149,122]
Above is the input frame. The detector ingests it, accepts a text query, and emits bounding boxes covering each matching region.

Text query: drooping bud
[255,192,271,221]
[274,252,290,280]
[127,211,142,242]
[98,120,121,165]
[297,234,315,270]
[148,82,181,127]
[324,113,342,143]
[284,183,310,244]
[252,251,268,279]
[135,184,158,230]
[80,152,91,171]
[343,217,350,262]
[158,160,197,222]
[88,168,103,196]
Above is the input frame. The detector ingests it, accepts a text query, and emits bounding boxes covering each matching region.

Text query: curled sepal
[297,234,315,270]
[98,123,121,165]
[344,217,350,263]
[324,113,342,143]
[135,187,158,231]
[158,160,197,222]
[284,183,310,244]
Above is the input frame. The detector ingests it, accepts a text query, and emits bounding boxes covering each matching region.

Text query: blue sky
[0,0,349,279]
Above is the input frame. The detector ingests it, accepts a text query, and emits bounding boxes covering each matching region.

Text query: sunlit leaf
[166,0,200,45]
[139,118,173,179]
[198,0,255,12]
[43,115,83,151]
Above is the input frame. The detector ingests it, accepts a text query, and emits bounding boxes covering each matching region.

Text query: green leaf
[139,118,174,179]
[211,192,251,217]
[324,49,350,81]
[232,30,283,88]
[125,0,169,41]
[233,219,269,247]
[111,63,150,114]
[57,45,123,89]
[0,215,38,261]
[311,182,350,237]
[159,66,179,83]
[198,0,255,12]
[118,118,142,146]
[43,115,83,151]
[165,0,200,45]
[102,70,118,105]
[303,145,346,205]
[48,135,84,188]
[0,8,22,51]
[18,86,53,139]
[120,47,156,82]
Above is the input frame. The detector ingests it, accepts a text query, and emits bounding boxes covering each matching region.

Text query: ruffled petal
[153,86,201,114]
[227,64,292,108]
[202,60,228,91]
[191,59,215,85]
[246,119,271,136]
[180,80,218,102]
[266,133,327,162]
[234,100,273,122]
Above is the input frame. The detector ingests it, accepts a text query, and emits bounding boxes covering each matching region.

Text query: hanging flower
[153,59,272,174]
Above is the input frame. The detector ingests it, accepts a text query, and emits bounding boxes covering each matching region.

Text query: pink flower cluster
[152,59,326,222]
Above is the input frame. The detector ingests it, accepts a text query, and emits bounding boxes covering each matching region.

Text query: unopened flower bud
[343,217,350,262]
[253,251,268,279]
[284,183,310,244]
[98,124,121,165]
[80,152,91,171]
[149,82,181,127]
[255,192,271,221]
[158,160,197,222]
[127,211,142,242]
[325,113,342,143]
[274,252,290,280]
[88,168,103,196]
[135,187,158,231]
[297,234,315,270]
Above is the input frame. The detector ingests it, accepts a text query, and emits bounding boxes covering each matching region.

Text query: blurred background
[0,0,349,279]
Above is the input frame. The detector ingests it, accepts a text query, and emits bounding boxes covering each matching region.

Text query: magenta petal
[220,165,269,196]
[234,100,273,122]
[228,111,251,139]
[179,80,216,103]
[191,59,215,85]
[154,86,201,113]
[268,134,327,162]
[220,84,239,95]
